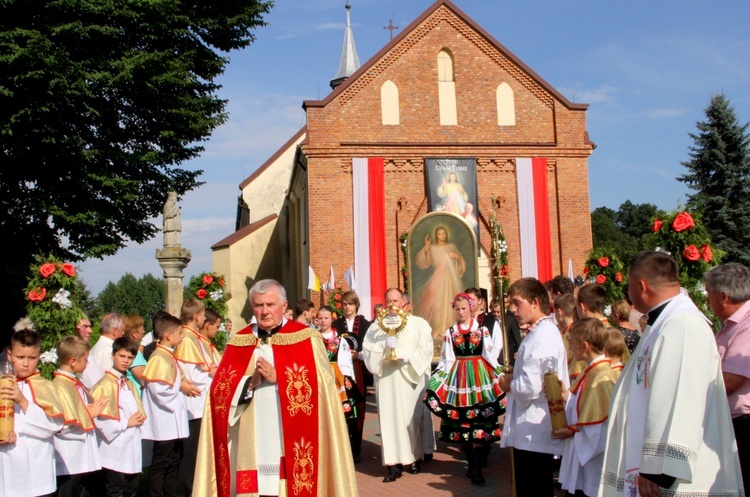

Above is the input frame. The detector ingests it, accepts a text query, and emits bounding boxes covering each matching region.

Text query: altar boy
[141,313,199,496]
[499,278,569,497]
[53,336,106,497]
[91,337,147,497]
[553,318,618,497]
[0,328,65,497]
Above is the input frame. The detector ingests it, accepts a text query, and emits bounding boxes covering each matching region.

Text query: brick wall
[303,4,593,301]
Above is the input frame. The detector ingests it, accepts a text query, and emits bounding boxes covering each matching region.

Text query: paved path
[356,388,515,497]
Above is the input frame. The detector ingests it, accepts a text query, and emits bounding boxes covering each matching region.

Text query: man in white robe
[363,288,433,482]
[600,250,743,497]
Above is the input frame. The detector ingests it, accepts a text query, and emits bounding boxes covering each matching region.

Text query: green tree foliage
[0,0,272,334]
[678,94,750,265]
[591,202,663,265]
[97,273,165,332]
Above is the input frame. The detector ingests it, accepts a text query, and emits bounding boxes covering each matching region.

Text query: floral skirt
[424,356,505,444]
[331,362,362,419]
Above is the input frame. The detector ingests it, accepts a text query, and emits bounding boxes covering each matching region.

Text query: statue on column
[163,191,181,247]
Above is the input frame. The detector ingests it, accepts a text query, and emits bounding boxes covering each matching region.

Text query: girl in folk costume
[332,290,371,463]
[318,306,363,458]
[424,293,505,485]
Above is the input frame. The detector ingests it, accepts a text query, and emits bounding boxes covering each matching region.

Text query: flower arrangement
[583,248,627,303]
[650,210,720,313]
[185,272,229,349]
[24,254,87,378]
[328,288,345,318]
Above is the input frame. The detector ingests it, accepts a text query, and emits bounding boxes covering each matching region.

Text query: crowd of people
[1,249,749,497]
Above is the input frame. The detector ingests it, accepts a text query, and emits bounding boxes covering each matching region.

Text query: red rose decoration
[701,244,713,263]
[219,278,225,287]
[61,263,76,277]
[202,275,214,285]
[672,212,695,233]
[336,302,342,308]
[583,266,590,275]
[39,263,55,278]
[597,257,610,268]
[334,293,341,301]
[596,274,606,284]
[615,272,623,282]
[28,287,47,302]
[196,289,208,299]
[682,245,701,262]
[500,265,509,277]
[652,219,663,232]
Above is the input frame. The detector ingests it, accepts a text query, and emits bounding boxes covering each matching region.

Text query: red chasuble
[209,320,320,497]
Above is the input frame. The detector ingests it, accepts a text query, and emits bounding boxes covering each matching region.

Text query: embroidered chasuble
[599,295,743,496]
[193,320,358,497]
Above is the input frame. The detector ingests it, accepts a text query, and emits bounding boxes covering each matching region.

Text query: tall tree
[96,273,165,332]
[679,93,750,265]
[591,202,662,265]
[0,0,272,331]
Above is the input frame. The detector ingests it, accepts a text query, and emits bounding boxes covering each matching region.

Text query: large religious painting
[407,212,478,357]
[424,158,479,245]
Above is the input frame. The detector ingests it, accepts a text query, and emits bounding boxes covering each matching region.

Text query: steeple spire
[330,2,360,90]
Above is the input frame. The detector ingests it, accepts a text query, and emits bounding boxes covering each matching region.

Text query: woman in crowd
[424,293,505,485]
[610,299,640,353]
[318,305,363,463]
[332,291,371,463]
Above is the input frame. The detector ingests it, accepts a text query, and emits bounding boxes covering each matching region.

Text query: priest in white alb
[599,250,743,497]
[363,288,433,483]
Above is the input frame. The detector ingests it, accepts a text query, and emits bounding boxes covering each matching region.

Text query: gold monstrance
[376,304,408,361]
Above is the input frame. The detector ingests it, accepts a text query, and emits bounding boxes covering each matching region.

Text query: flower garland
[24,254,87,378]
[400,232,409,291]
[185,272,229,350]
[328,288,345,318]
[650,210,720,313]
[583,248,626,303]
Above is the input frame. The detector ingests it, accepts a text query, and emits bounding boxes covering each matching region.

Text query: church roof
[210,213,278,249]
[304,0,588,111]
[239,126,307,190]
[330,2,360,89]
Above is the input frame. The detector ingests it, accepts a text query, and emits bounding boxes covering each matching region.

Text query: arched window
[380,80,400,125]
[496,82,515,126]
[438,49,457,125]
[437,50,454,82]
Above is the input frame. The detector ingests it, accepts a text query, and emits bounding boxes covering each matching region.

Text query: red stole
[209,320,320,497]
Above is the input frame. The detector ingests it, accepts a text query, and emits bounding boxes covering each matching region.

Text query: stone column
[156,191,190,317]
[156,246,191,317]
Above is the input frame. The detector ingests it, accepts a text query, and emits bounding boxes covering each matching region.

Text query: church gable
[305,1,581,147]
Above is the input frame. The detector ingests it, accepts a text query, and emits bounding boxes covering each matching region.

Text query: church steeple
[330,2,360,90]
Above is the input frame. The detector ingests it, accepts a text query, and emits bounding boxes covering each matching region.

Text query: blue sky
[79,0,750,293]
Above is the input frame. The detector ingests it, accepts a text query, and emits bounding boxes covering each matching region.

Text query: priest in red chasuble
[193,279,358,497]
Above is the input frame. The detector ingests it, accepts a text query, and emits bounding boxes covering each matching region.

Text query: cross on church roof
[384,19,399,40]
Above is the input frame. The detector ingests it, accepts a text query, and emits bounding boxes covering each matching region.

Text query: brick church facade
[212,0,594,327]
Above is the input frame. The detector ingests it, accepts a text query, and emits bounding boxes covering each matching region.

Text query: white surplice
[0,379,64,497]
[599,294,744,496]
[500,317,569,455]
[558,356,609,497]
[363,314,433,466]
[95,373,143,474]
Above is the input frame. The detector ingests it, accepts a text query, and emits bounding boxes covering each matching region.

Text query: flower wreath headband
[450,292,476,310]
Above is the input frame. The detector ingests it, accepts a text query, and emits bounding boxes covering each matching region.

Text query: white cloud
[314,22,344,31]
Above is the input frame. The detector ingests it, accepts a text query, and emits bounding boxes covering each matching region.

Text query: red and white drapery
[515,158,553,283]
[352,158,388,320]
